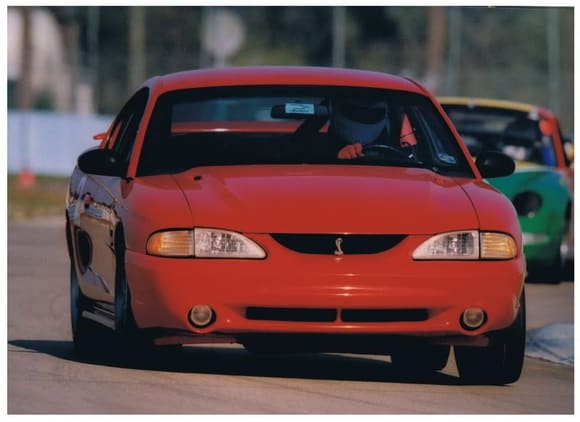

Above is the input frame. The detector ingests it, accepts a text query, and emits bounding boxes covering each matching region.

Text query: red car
[66,66,526,384]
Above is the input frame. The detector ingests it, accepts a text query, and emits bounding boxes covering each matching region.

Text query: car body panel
[126,244,524,337]
[490,163,570,262]
[171,165,479,234]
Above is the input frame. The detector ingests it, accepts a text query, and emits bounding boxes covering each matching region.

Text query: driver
[329,99,389,159]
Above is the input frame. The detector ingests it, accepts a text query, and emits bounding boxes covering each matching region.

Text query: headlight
[194,228,266,259]
[412,230,479,260]
[147,228,266,259]
[412,230,517,260]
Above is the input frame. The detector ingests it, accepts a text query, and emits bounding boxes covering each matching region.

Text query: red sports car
[66,66,525,384]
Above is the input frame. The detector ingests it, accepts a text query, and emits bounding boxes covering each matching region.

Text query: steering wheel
[362,144,410,160]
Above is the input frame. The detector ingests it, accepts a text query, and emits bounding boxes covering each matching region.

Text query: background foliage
[11,6,575,133]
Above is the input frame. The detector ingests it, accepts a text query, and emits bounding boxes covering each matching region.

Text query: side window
[108,88,149,173]
[408,104,472,173]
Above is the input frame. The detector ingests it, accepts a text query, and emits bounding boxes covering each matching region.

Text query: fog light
[461,308,486,330]
[189,305,215,328]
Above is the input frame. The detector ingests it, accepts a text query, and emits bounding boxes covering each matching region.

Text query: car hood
[172,165,480,234]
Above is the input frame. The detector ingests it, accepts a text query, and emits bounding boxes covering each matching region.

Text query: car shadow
[9,338,464,386]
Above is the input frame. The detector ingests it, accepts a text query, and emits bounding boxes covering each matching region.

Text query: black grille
[245,307,428,323]
[246,307,337,322]
[341,308,429,322]
[271,234,406,255]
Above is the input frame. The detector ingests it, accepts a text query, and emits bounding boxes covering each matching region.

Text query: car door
[75,88,149,304]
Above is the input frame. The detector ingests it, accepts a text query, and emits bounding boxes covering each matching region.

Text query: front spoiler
[145,328,491,349]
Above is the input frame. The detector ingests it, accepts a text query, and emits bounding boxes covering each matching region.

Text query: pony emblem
[334,237,344,256]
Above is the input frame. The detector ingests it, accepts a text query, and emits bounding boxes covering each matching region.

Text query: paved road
[7,218,574,414]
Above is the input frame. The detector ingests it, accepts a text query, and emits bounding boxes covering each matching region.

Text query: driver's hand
[337,143,364,159]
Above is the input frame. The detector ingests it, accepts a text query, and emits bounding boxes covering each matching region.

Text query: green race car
[440,97,573,282]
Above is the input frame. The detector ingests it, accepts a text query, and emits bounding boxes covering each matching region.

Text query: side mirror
[475,150,515,178]
[78,148,124,177]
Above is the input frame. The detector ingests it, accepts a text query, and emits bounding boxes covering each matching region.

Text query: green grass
[7,174,69,221]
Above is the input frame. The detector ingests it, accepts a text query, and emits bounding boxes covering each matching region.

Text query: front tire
[70,260,101,356]
[113,231,175,360]
[455,290,526,385]
[113,233,143,354]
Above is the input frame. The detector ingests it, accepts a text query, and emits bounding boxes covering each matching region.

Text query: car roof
[145,66,426,95]
[438,96,555,119]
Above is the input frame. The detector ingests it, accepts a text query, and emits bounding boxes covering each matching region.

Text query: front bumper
[126,234,525,346]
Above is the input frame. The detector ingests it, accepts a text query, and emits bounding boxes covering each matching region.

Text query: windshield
[443,105,557,167]
[137,86,473,177]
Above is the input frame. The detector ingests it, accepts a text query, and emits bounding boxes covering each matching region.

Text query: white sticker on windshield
[438,153,457,164]
[285,103,315,115]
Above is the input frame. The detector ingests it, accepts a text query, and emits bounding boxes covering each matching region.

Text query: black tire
[70,260,101,357]
[550,246,565,284]
[455,290,526,385]
[391,345,450,372]
[113,232,143,355]
[526,247,563,284]
[112,231,176,361]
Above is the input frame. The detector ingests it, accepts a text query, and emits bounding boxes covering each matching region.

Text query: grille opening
[341,308,429,322]
[246,307,337,322]
[245,307,429,323]
[271,234,406,255]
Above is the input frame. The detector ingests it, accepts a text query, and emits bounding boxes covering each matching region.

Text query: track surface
[7,218,574,414]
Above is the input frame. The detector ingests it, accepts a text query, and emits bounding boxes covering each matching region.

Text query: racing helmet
[330,99,388,145]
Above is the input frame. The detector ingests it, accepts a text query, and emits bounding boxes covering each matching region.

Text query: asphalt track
[7,218,574,414]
